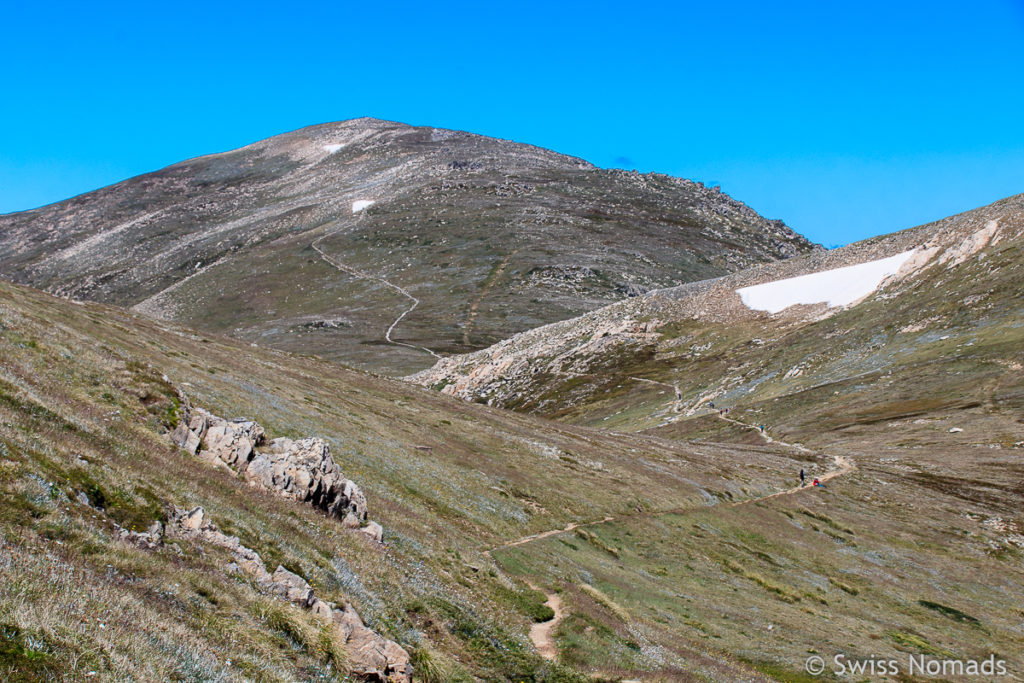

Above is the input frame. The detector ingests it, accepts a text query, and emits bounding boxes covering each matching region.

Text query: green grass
[887,631,956,658]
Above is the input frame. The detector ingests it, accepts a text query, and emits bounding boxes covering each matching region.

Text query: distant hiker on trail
[709,401,714,409]
[759,424,765,433]
[800,469,805,486]
[813,478,825,488]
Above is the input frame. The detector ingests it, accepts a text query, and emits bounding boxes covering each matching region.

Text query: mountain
[0,118,816,375]
[410,193,1024,435]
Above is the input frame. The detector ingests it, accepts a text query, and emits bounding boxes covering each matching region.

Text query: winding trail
[717,412,807,450]
[487,415,855,660]
[311,230,440,359]
[486,517,614,555]
[627,376,683,413]
[526,581,564,661]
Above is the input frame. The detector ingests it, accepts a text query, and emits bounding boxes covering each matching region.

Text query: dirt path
[716,412,818,453]
[526,581,564,661]
[485,517,614,555]
[311,230,440,359]
[489,450,851,555]
[462,249,520,347]
[628,376,683,413]
[729,453,853,507]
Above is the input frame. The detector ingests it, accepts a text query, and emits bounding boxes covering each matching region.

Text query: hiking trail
[487,415,854,660]
[526,580,564,661]
[311,226,440,359]
[462,249,520,347]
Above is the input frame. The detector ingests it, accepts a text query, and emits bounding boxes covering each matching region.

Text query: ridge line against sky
[1,0,1023,246]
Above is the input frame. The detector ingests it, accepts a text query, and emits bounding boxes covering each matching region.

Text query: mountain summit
[0,118,816,374]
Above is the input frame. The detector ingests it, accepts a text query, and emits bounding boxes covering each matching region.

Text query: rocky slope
[0,118,816,374]
[410,193,1024,430]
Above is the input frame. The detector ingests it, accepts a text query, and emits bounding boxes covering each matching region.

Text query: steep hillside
[0,118,815,375]
[0,278,820,681]
[410,193,1024,437]
[3,276,1023,681]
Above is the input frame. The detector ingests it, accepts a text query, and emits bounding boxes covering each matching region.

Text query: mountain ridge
[409,191,1024,426]
[0,118,817,375]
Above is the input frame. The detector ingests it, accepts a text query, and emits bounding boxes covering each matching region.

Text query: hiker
[709,401,714,409]
[813,478,825,488]
[759,424,765,433]
[799,469,805,486]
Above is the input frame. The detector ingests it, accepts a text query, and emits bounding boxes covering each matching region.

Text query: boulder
[201,415,265,468]
[247,437,368,521]
[311,598,336,620]
[115,520,163,550]
[359,521,384,543]
[333,605,413,682]
[182,507,207,530]
[272,566,315,607]
[168,394,380,535]
[166,505,410,682]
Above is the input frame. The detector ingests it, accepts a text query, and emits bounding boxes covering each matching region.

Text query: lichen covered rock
[170,395,368,523]
[167,506,411,681]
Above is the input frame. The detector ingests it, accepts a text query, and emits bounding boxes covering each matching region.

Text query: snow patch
[352,200,375,213]
[323,144,345,154]
[736,251,916,314]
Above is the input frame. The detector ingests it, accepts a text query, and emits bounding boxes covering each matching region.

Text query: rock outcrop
[168,506,412,681]
[169,397,369,526]
[114,520,164,551]
[250,437,368,524]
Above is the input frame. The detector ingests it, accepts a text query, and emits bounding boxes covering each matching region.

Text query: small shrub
[918,600,981,625]
[410,645,447,683]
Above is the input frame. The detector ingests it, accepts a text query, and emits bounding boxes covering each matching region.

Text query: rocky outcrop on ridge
[410,194,1024,411]
[169,395,372,530]
[167,506,412,681]
[113,520,164,551]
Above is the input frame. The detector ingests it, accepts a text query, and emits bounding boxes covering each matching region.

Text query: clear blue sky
[2,1,1023,246]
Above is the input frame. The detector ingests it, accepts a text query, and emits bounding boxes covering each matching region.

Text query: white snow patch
[352,200,375,213]
[736,251,916,314]
[323,143,345,154]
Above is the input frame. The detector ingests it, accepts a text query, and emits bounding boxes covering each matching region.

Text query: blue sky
[2,1,1022,246]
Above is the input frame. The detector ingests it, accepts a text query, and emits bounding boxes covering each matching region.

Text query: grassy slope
[0,279,820,681]
[1,202,1021,681]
